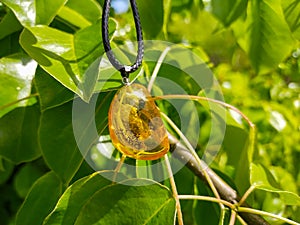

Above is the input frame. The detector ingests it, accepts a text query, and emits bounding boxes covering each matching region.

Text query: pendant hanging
[108,83,169,160]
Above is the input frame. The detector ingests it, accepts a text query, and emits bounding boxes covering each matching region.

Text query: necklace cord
[102,0,144,79]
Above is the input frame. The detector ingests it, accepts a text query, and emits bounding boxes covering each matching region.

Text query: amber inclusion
[108,83,169,160]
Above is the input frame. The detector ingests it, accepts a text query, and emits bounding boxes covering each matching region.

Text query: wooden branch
[168,134,270,225]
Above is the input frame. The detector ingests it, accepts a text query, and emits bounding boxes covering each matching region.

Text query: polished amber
[108,83,169,160]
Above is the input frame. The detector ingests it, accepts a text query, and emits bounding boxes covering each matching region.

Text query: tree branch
[168,134,270,225]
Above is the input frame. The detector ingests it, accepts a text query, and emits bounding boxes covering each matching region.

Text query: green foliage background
[0,0,299,224]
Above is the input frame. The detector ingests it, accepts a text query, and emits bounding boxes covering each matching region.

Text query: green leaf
[270,166,298,194]
[74,179,176,225]
[0,9,22,40]
[66,0,101,23]
[163,0,171,37]
[44,171,127,225]
[39,101,83,184]
[0,32,22,58]
[232,0,296,74]
[282,0,300,39]
[72,91,115,170]
[1,0,67,26]
[194,179,221,225]
[0,53,37,117]
[222,124,251,194]
[171,0,190,8]
[0,105,41,164]
[39,92,114,184]
[13,163,44,198]
[34,67,74,111]
[16,172,63,225]
[0,158,14,184]
[211,0,248,26]
[137,0,164,38]
[250,163,300,205]
[57,0,102,29]
[20,20,117,102]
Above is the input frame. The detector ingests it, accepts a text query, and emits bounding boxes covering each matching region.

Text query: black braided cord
[102,0,144,82]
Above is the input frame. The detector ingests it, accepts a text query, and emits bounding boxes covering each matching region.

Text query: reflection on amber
[108,83,169,160]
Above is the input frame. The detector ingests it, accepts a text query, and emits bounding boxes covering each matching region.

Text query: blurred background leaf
[232,0,296,75]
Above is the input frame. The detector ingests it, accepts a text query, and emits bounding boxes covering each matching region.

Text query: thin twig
[152,95,255,128]
[147,46,171,92]
[229,210,237,225]
[168,134,270,225]
[179,195,233,208]
[164,155,184,225]
[236,215,248,225]
[113,154,126,182]
[161,113,225,209]
[238,185,256,207]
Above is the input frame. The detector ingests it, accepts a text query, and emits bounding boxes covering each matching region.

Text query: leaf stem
[113,154,126,182]
[238,207,300,225]
[147,46,171,92]
[153,94,254,128]
[178,195,233,208]
[236,215,248,225]
[229,210,237,225]
[161,112,225,210]
[218,208,226,225]
[0,93,39,111]
[238,185,256,207]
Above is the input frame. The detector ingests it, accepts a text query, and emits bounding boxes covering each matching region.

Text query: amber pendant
[108,83,169,160]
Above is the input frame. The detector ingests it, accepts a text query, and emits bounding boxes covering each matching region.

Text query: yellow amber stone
[108,83,169,160]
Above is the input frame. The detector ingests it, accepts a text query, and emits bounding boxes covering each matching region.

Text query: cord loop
[102,0,144,80]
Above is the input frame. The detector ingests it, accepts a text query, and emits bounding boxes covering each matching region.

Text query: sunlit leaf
[282,0,300,39]
[250,163,300,205]
[270,166,298,194]
[168,10,219,43]
[0,53,37,117]
[44,171,127,225]
[212,0,248,26]
[74,179,176,225]
[137,0,164,38]
[1,0,67,26]
[163,0,171,37]
[57,0,102,29]
[232,0,296,74]
[16,172,63,225]
[0,105,41,164]
[20,20,116,102]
